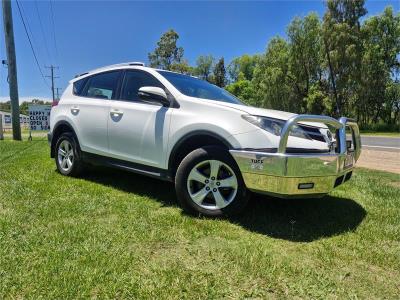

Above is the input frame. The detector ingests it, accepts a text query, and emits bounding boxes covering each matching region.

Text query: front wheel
[55,132,84,176]
[175,146,249,217]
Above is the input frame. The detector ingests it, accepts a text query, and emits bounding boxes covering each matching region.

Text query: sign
[4,114,11,124]
[29,105,51,131]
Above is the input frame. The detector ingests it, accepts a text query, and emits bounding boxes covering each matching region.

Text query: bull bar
[229,115,361,197]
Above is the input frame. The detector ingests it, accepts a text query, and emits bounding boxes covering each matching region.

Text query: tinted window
[121,70,163,101]
[73,77,88,96]
[83,71,121,100]
[157,70,243,105]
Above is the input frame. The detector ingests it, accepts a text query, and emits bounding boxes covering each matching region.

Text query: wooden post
[0,114,4,140]
[2,0,21,140]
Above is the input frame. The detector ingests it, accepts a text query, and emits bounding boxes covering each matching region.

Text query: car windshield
[158,70,244,105]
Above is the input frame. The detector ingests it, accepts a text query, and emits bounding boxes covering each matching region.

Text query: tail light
[51,101,59,107]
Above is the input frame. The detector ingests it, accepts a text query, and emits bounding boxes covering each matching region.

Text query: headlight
[242,115,286,136]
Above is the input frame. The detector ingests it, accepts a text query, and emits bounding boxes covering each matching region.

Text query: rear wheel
[55,132,83,176]
[175,146,249,217]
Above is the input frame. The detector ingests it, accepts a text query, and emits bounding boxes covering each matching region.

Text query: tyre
[175,146,249,217]
[55,132,84,176]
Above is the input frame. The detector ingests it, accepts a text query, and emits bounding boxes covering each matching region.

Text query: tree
[170,59,194,75]
[194,55,214,81]
[226,73,256,105]
[252,37,298,111]
[213,57,226,87]
[322,0,367,116]
[148,29,184,70]
[227,54,259,83]
[287,13,326,113]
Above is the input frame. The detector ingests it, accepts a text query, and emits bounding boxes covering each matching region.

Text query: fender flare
[50,120,80,157]
[167,130,233,171]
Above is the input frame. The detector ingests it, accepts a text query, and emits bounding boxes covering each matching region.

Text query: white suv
[49,62,361,216]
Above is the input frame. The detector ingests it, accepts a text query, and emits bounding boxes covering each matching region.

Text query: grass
[360,130,399,137]
[0,140,399,299]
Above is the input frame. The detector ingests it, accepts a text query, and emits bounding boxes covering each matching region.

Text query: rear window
[79,71,121,100]
[73,77,88,96]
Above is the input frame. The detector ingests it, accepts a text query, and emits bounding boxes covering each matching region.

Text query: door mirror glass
[138,86,170,107]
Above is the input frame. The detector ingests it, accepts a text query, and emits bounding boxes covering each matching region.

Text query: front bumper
[230,116,361,198]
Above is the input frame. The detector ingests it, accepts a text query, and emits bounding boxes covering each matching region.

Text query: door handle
[71,106,80,114]
[110,109,124,117]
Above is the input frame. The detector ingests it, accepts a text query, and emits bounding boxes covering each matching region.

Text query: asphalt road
[361,135,400,152]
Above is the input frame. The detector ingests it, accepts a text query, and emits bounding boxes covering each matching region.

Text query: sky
[0,0,398,103]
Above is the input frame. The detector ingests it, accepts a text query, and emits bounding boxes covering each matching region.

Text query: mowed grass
[0,140,399,299]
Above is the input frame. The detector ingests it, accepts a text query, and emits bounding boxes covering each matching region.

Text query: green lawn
[360,130,400,137]
[0,140,399,299]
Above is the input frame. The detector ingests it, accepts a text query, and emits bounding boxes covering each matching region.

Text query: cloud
[0,96,53,104]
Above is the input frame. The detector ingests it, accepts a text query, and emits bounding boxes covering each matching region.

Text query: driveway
[357,135,400,174]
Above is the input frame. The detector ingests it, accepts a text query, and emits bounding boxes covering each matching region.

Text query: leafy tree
[227,54,259,83]
[287,13,325,112]
[170,59,194,75]
[226,73,256,105]
[194,55,214,81]
[148,29,184,70]
[213,57,226,87]
[322,0,367,116]
[252,37,298,111]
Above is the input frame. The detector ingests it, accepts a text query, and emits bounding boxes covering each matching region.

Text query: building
[0,110,30,130]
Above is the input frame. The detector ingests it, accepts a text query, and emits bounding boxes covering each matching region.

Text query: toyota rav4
[48,62,361,217]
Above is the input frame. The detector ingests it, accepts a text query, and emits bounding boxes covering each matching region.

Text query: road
[361,135,400,152]
[356,135,400,174]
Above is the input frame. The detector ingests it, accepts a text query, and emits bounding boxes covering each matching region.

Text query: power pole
[45,65,59,102]
[2,0,21,140]
[55,87,62,100]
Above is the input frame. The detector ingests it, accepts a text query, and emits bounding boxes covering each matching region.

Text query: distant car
[48,62,361,217]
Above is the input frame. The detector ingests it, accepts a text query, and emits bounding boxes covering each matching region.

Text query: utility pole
[2,0,21,140]
[55,87,62,100]
[45,65,59,102]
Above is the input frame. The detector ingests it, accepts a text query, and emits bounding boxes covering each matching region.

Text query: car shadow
[78,167,366,242]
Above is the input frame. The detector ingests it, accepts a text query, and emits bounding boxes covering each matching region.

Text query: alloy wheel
[57,140,74,172]
[187,159,238,210]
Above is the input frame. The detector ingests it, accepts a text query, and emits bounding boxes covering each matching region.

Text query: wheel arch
[168,130,233,178]
[50,120,80,158]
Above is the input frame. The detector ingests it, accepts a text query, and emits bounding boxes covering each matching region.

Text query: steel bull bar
[230,115,361,197]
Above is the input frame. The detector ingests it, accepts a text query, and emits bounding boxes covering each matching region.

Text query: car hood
[212,102,328,128]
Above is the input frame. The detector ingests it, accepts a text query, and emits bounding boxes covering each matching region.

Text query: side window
[121,70,163,102]
[72,77,88,96]
[83,71,121,100]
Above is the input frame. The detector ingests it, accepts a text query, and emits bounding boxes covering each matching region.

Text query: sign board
[4,114,11,124]
[28,105,51,131]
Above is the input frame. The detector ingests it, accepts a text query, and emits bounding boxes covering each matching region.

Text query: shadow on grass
[79,167,366,242]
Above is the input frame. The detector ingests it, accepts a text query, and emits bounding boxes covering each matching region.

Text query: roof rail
[73,62,146,79]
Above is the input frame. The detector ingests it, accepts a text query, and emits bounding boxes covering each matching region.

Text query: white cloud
[0,96,53,104]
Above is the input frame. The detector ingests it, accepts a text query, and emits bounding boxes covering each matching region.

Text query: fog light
[298,183,314,189]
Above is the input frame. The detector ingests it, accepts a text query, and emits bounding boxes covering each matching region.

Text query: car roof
[70,62,190,83]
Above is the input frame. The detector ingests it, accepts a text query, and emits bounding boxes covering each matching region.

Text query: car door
[107,70,172,168]
[69,70,122,155]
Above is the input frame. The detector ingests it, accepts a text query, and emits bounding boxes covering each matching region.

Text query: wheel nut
[211,176,215,180]
[206,187,210,191]
[213,188,217,192]
[205,179,209,184]
[216,182,220,186]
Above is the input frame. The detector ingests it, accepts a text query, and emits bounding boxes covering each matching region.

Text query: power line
[49,0,59,63]
[34,0,52,64]
[15,0,50,89]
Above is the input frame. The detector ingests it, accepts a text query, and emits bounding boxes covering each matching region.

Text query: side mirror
[138,86,170,107]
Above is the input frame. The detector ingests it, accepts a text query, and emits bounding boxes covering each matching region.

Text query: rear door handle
[71,106,80,114]
[110,109,123,117]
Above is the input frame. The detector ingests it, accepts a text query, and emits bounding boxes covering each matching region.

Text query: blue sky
[0,0,397,102]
